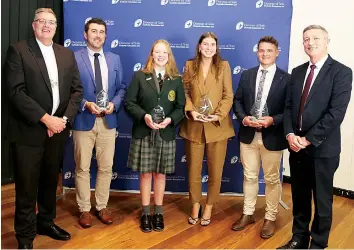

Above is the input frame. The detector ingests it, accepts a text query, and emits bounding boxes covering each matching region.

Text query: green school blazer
[124,71,186,141]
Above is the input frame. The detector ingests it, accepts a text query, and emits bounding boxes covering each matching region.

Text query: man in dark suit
[232,36,290,238]
[4,8,83,249]
[72,18,126,228]
[278,25,352,249]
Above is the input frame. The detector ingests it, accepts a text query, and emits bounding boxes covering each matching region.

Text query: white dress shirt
[155,69,165,79]
[255,63,277,113]
[87,47,108,93]
[302,54,328,92]
[36,38,60,115]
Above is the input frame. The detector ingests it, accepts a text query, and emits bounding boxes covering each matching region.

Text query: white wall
[283,0,354,191]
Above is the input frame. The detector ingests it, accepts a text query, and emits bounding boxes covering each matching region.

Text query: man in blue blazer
[278,25,352,249]
[233,36,290,239]
[72,18,126,228]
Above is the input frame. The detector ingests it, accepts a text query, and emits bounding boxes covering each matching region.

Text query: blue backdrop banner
[62,0,293,195]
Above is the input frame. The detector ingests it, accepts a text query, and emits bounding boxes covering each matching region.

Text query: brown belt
[255,127,262,132]
[96,113,105,118]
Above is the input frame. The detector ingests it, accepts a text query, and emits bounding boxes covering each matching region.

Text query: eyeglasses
[34,19,57,26]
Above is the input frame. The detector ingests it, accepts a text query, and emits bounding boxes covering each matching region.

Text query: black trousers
[13,130,69,245]
[289,149,339,249]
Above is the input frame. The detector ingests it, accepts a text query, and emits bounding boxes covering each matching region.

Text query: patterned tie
[298,64,316,130]
[158,73,163,90]
[254,69,268,116]
[94,53,103,94]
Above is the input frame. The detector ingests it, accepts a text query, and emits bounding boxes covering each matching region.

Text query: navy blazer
[284,55,352,158]
[72,47,126,131]
[233,66,290,151]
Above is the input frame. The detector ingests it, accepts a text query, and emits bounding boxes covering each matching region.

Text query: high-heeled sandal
[200,217,211,226]
[188,204,202,225]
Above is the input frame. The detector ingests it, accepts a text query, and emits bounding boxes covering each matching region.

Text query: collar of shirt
[309,54,328,71]
[87,46,104,58]
[258,63,277,75]
[36,38,53,51]
[155,69,165,79]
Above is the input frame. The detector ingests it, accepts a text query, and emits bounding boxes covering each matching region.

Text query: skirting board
[283,176,354,200]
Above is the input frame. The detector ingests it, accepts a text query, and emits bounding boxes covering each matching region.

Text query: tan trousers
[185,139,228,205]
[240,132,283,221]
[73,117,116,212]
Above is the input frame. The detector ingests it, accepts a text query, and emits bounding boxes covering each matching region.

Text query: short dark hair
[257,36,279,49]
[84,18,107,33]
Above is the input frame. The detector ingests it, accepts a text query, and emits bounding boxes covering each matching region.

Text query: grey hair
[33,8,56,21]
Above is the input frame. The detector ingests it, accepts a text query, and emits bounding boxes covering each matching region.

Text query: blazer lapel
[249,67,258,105]
[266,68,283,104]
[146,73,158,95]
[53,44,65,100]
[197,67,206,97]
[293,64,308,113]
[160,76,170,96]
[82,47,95,85]
[104,52,113,90]
[27,39,52,96]
[304,56,332,108]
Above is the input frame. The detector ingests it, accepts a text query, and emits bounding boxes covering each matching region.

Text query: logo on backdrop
[232,113,237,120]
[170,43,189,49]
[64,38,86,48]
[219,43,236,50]
[118,133,132,139]
[166,175,186,181]
[208,0,237,6]
[117,173,139,180]
[133,63,143,71]
[236,21,265,30]
[256,0,285,8]
[181,155,187,162]
[161,0,191,5]
[231,156,239,164]
[64,171,72,179]
[184,20,215,28]
[112,172,118,180]
[233,66,246,75]
[202,175,209,183]
[111,39,141,48]
[253,43,258,52]
[85,17,92,24]
[112,0,142,4]
[134,18,164,27]
[63,0,69,2]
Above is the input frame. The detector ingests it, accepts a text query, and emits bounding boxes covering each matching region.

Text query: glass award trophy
[196,95,214,119]
[96,90,109,111]
[250,102,269,121]
[151,105,165,124]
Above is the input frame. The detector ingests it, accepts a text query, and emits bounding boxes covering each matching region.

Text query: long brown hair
[191,32,223,82]
[142,39,180,79]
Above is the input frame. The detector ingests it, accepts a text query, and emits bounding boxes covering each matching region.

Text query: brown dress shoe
[97,208,113,225]
[231,214,255,231]
[260,219,275,239]
[79,212,92,228]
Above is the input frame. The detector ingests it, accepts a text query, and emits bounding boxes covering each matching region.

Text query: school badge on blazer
[168,90,176,101]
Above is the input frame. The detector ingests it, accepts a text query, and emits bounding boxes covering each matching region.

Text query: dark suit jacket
[284,55,352,158]
[4,38,83,146]
[124,71,185,141]
[233,66,290,151]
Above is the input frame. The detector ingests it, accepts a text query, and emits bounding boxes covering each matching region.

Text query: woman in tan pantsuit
[179,32,235,226]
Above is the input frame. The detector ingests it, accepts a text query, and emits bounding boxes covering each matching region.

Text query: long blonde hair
[142,39,180,79]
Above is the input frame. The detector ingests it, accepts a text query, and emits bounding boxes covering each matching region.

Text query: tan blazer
[179,60,235,143]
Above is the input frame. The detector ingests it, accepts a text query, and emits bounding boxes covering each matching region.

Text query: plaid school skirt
[127,131,176,174]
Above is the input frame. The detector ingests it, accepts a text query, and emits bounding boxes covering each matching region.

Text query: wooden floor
[2,183,354,249]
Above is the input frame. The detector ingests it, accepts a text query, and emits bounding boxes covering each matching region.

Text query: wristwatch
[63,116,68,123]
